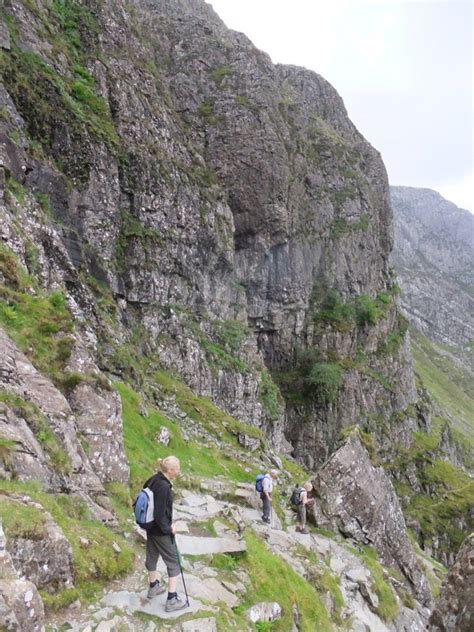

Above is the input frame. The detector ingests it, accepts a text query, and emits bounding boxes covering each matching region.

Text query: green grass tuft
[352,546,399,621]
[238,531,332,632]
[0,250,75,385]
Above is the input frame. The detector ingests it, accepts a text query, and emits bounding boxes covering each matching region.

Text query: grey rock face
[427,533,474,632]
[391,186,474,350]
[0,522,45,632]
[68,383,129,485]
[4,496,74,593]
[0,329,113,520]
[314,433,432,606]
[0,0,419,471]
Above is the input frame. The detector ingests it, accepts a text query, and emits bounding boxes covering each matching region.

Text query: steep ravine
[0,0,471,630]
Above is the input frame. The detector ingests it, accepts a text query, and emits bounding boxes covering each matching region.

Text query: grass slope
[411,329,474,441]
[116,382,259,494]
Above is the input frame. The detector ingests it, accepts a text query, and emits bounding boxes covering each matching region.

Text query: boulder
[246,602,282,623]
[156,426,171,445]
[358,581,379,611]
[427,533,474,632]
[315,433,432,606]
[179,492,208,508]
[237,432,260,452]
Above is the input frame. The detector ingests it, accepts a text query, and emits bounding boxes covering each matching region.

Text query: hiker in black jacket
[144,456,187,612]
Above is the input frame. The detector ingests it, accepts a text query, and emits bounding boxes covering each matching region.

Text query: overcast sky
[209,0,473,212]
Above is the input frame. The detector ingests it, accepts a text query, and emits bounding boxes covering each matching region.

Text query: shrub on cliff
[305,362,342,405]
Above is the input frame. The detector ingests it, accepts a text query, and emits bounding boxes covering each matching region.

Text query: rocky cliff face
[427,533,474,632]
[390,186,474,352]
[1,0,421,473]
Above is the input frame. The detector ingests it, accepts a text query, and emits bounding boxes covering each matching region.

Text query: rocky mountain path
[45,480,428,632]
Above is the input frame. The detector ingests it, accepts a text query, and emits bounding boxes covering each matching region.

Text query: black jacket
[145,472,173,536]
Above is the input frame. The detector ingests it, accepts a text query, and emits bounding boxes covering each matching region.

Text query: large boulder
[314,432,432,606]
[427,533,474,632]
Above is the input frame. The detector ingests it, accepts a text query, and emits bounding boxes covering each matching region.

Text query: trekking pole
[172,535,189,606]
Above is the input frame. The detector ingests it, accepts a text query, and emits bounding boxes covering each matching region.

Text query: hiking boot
[298,528,309,535]
[262,516,271,524]
[165,594,188,612]
[147,582,166,599]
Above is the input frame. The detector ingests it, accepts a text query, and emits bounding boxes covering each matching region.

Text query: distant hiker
[291,480,314,534]
[256,469,278,524]
[135,456,188,612]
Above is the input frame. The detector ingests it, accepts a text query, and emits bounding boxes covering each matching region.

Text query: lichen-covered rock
[0,522,45,632]
[427,533,474,632]
[68,382,129,484]
[0,329,113,520]
[0,402,58,487]
[246,602,282,623]
[3,496,74,593]
[314,433,432,606]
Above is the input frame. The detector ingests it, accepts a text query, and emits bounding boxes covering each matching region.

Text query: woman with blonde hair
[143,456,187,612]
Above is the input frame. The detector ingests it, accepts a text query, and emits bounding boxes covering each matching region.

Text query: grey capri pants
[145,533,180,578]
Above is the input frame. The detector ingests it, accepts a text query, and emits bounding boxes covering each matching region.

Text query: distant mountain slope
[411,329,473,443]
[390,186,474,351]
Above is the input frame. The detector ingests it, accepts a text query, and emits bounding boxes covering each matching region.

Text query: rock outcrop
[2,495,74,593]
[0,522,45,632]
[427,533,474,632]
[0,329,115,520]
[314,433,432,605]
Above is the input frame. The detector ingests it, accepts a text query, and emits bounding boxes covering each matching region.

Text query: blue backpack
[133,487,155,530]
[255,474,266,493]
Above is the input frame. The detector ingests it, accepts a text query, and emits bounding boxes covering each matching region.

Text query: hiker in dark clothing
[144,456,187,612]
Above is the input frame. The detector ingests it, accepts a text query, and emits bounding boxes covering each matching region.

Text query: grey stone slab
[346,567,370,583]
[176,535,246,555]
[179,493,207,507]
[102,590,209,620]
[180,617,217,632]
[184,576,239,608]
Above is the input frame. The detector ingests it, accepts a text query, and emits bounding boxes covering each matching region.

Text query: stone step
[102,590,211,620]
[176,534,246,556]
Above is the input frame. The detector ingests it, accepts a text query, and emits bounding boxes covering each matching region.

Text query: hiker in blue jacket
[260,469,278,524]
[143,456,187,612]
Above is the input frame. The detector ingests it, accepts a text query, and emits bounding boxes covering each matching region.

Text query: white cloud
[438,169,474,212]
[209,0,473,206]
